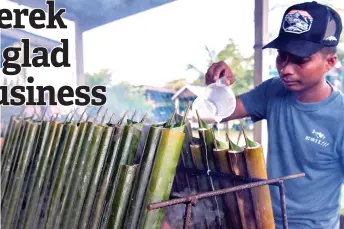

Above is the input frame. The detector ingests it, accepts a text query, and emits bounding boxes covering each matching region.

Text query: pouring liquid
[200,99,225,139]
[214,118,222,139]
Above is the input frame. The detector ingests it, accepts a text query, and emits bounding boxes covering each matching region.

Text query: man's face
[275,50,336,92]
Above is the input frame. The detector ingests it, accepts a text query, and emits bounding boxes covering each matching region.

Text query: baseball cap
[263,1,342,57]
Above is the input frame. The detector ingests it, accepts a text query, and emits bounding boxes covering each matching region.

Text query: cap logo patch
[283,10,313,34]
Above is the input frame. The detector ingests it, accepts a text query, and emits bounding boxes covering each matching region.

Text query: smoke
[164,188,224,229]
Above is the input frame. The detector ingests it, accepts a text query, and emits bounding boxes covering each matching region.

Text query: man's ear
[325,54,337,71]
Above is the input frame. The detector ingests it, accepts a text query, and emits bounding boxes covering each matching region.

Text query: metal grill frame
[147,169,305,229]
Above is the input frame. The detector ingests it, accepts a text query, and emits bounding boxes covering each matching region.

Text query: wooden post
[254,0,269,153]
[75,22,85,86]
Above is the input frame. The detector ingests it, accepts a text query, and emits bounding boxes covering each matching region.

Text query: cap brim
[262,37,324,57]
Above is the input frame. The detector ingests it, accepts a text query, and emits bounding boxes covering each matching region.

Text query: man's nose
[280,60,295,76]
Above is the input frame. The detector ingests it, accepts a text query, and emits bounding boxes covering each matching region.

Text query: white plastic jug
[192,79,236,123]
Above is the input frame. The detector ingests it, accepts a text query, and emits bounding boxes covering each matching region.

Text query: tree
[187,40,254,95]
[217,39,254,95]
[186,45,217,86]
[85,69,112,86]
[85,69,154,122]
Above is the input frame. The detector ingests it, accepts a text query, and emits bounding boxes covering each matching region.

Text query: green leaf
[164,109,176,128]
[226,133,243,152]
[196,110,209,129]
[229,139,243,151]
[242,124,259,148]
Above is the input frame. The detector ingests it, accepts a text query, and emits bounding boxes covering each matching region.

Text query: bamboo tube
[122,126,163,229]
[66,125,105,229]
[43,123,80,229]
[190,144,213,229]
[196,111,228,228]
[174,112,198,194]
[138,103,190,229]
[57,121,96,229]
[88,124,125,229]
[99,115,146,229]
[14,119,52,229]
[1,115,17,171]
[30,122,67,229]
[77,124,114,229]
[227,134,257,229]
[138,127,185,229]
[1,117,24,199]
[2,120,39,229]
[1,118,32,217]
[242,128,275,229]
[1,117,30,203]
[105,164,139,229]
[213,139,243,229]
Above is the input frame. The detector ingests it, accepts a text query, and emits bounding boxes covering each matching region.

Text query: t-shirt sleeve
[239,77,277,122]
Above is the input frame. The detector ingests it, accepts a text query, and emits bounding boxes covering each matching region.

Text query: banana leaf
[43,123,80,229]
[1,120,39,229]
[243,131,275,229]
[138,126,185,229]
[227,136,257,229]
[98,116,146,229]
[57,121,96,229]
[122,125,163,229]
[106,164,139,229]
[88,124,125,229]
[77,125,114,229]
[1,117,24,199]
[67,125,104,229]
[29,122,66,229]
[14,120,52,229]
[213,138,243,229]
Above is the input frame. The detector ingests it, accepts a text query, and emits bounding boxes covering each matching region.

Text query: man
[205,1,344,229]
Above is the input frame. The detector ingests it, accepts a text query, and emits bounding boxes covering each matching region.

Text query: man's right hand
[205,61,235,86]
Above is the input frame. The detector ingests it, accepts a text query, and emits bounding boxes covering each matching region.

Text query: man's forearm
[221,96,249,122]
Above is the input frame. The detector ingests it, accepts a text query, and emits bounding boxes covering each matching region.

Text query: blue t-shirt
[240,77,344,229]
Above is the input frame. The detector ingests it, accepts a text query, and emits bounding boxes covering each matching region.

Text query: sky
[2,0,344,87]
[82,0,344,87]
[82,0,255,87]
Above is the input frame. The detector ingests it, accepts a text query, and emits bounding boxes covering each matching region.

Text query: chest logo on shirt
[305,129,329,147]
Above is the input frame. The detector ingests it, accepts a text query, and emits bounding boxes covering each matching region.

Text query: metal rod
[183,202,194,229]
[177,167,281,186]
[279,180,288,229]
[148,173,305,210]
